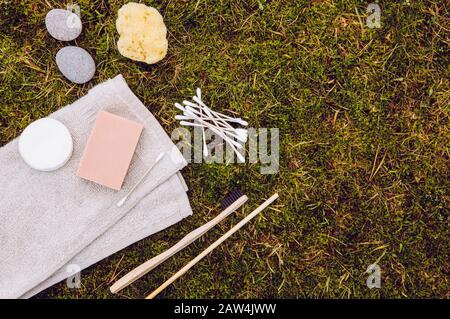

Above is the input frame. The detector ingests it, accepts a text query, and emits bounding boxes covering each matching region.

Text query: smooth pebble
[45,9,82,41]
[56,46,96,84]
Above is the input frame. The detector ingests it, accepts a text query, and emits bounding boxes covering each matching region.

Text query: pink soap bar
[77,111,144,190]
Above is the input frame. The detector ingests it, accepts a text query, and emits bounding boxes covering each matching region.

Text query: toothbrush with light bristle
[146,193,279,299]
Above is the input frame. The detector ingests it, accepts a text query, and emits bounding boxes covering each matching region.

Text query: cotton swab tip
[235,119,249,126]
[116,196,127,208]
[155,152,165,162]
[236,152,245,162]
[174,103,185,112]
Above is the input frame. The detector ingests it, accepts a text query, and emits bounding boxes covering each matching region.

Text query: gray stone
[45,9,82,41]
[56,46,95,84]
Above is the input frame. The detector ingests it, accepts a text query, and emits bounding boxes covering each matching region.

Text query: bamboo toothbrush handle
[110,195,248,294]
[146,193,279,299]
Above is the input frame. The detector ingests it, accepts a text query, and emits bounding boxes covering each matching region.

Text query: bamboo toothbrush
[110,189,248,293]
[116,152,165,208]
[146,193,279,299]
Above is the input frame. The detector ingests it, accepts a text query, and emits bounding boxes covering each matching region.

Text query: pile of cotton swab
[174,88,248,162]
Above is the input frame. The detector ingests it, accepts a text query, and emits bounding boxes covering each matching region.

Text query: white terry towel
[0,75,192,298]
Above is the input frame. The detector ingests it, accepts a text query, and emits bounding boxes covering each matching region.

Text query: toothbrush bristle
[175,90,248,163]
[221,188,245,210]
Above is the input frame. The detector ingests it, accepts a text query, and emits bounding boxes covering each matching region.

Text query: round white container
[18,118,73,172]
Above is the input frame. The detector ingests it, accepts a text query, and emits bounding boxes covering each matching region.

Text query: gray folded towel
[0,75,192,298]
[22,172,191,298]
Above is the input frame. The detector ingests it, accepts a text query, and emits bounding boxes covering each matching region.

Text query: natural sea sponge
[116,3,168,64]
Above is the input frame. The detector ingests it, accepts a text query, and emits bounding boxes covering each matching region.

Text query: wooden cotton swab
[175,102,210,156]
[185,99,235,132]
[116,152,165,208]
[174,91,247,161]
[183,110,244,149]
[179,120,247,143]
[145,193,279,299]
[191,95,248,126]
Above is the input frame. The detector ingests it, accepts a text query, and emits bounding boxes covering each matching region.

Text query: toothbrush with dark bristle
[221,188,245,210]
[110,189,248,294]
